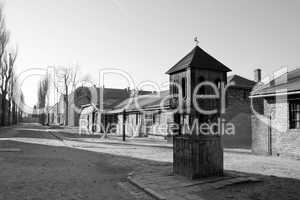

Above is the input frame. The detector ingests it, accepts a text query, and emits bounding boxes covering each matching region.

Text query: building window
[289,100,300,129]
[182,77,186,98]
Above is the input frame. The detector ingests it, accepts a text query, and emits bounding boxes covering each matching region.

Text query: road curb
[0,148,21,152]
[127,175,167,200]
[48,131,64,141]
[48,131,252,155]
[52,134,173,149]
[224,148,253,155]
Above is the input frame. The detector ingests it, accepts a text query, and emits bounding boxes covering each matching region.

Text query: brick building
[54,86,131,127]
[251,68,300,159]
[223,75,256,148]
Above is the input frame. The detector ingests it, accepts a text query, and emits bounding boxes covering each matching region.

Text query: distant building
[50,86,132,127]
[48,103,59,125]
[79,87,132,133]
[106,90,173,138]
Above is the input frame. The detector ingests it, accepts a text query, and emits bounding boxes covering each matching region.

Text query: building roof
[166,46,231,74]
[228,75,256,89]
[111,90,170,113]
[61,87,131,111]
[251,68,300,97]
[98,87,131,109]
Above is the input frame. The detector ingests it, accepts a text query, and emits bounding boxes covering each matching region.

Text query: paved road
[48,130,300,180]
[0,124,156,200]
[1,123,300,200]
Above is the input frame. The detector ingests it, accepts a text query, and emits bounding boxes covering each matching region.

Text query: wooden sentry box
[173,135,223,179]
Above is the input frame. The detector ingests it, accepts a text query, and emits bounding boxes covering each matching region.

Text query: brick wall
[252,96,300,159]
[251,114,269,155]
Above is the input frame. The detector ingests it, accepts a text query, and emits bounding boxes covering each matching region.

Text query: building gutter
[250,90,300,98]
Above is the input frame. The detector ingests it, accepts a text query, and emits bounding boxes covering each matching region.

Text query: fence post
[123,109,126,141]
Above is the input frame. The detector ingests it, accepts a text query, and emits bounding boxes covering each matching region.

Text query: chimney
[254,69,261,82]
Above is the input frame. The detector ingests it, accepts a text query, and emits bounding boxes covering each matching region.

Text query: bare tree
[56,67,77,126]
[0,5,9,125]
[10,73,20,124]
[37,76,49,125]
[18,92,25,123]
[0,50,17,126]
[0,4,19,126]
[0,4,9,64]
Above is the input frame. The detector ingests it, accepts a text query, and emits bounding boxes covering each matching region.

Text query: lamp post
[122,109,126,141]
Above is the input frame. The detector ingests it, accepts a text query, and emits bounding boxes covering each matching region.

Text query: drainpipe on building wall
[268,115,272,155]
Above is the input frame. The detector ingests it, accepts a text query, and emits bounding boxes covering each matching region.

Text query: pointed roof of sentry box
[166,45,231,74]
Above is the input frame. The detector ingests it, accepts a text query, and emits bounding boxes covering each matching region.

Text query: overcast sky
[4,0,300,106]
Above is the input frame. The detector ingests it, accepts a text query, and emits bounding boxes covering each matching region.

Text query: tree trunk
[12,102,16,124]
[8,98,11,125]
[1,92,7,126]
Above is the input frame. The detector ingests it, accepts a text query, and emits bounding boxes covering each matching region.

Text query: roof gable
[166,46,231,74]
[228,75,256,89]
